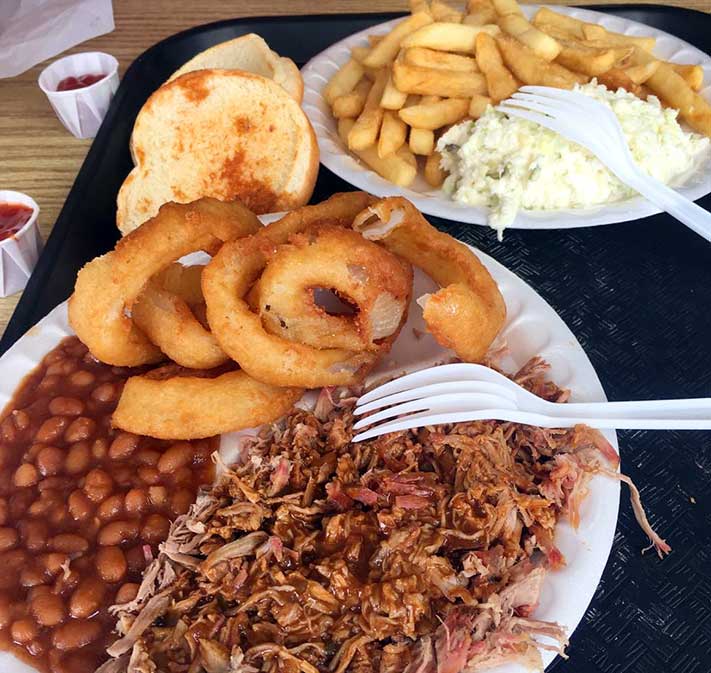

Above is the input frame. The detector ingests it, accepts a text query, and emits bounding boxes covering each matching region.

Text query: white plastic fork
[497,86,711,243]
[351,363,711,442]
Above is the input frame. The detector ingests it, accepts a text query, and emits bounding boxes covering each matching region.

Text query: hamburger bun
[117,69,318,235]
[168,33,303,103]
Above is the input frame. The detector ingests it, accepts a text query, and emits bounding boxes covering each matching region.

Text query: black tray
[4,6,711,672]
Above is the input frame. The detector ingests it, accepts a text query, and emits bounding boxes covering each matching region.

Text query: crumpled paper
[0,0,114,79]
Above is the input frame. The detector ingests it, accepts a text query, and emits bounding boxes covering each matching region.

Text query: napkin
[0,0,114,79]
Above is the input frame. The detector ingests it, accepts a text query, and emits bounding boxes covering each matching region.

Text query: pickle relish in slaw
[437,81,710,237]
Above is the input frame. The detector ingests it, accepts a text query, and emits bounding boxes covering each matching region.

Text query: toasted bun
[117,70,318,235]
[168,33,303,103]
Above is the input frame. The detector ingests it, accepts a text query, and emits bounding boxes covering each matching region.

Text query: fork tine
[352,391,518,430]
[354,379,517,416]
[357,363,494,406]
[497,105,565,133]
[352,408,559,442]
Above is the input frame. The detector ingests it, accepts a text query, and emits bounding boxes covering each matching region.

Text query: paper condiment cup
[38,52,119,140]
[0,191,43,297]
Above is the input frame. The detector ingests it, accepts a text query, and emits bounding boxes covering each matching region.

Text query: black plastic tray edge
[3,4,710,353]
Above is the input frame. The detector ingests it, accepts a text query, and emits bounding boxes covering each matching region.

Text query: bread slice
[116,69,318,235]
[168,33,303,103]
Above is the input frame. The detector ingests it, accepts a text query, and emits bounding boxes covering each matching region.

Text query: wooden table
[0,0,708,336]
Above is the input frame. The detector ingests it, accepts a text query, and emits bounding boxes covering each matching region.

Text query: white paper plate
[302,4,711,230]
[0,240,618,673]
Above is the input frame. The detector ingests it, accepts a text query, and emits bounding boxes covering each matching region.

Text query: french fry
[347,69,388,150]
[597,68,644,98]
[475,33,518,103]
[363,12,433,68]
[465,0,497,25]
[409,0,430,14]
[378,110,409,157]
[332,78,371,118]
[338,118,418,186]
[469,93,492,117]
[368,34,384,46]
[381,73,408,110]
[398,97,470,129]
[324,59,365,105]
[404,46,480,72]
[401,22,500,53]
[410,127,435,155]
[644,60,711,136]
[496,34,587,88]
[555,40,619,77]
[582,25,656,52]
[671,63,704,91]
[532,8,588,39]
[431,0,463,23]
[393,60,488,97]
[491,0,523,16]
[498,14,561,62]
[350,46,371,63]
[424,151,447,187]
[623,60,660,84]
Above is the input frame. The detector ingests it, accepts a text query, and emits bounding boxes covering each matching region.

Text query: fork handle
[626,172,711,243]
[545,397,711,421]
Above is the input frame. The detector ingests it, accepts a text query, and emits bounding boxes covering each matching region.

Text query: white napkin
[0,0,114,79]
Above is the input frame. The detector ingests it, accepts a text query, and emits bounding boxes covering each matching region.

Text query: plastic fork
[351,363,711,442]
[497,86,711,243]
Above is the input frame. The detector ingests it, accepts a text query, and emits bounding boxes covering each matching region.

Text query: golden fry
[431,0,463,23]
[597,67,644,98]
[404,46,480,72]
[582,25,656,52]
[531,8,588,38]
[498,14,561,61]
[332,78,371,118]
[409,0,430,14]
[363,12,433,67]
[475,32,518,103]
[398,97,470,129]
[496,34,587,88]
[623,60,660,84]
[381,72,408,109]
[644,60,711,136]
[368,34,384,46]
[393,60,488,97]
[324,58,365,105]
[339,118,418,185]
[424,151,447,187]
[350,46,370,63]
[401,22,500,53]
[555,40,619,77]
[491,0,523,16]
[465,0,497,25]
[469,93,492,117]
[347,69,388,150]
[378,110,409,157]
[671,63,704,91]
[410,126,435,155]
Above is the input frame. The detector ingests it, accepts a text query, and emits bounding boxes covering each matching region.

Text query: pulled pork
[99,359,668,673]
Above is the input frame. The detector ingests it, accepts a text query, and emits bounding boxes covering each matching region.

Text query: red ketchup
[56,73,107,91]
[0,203,34,241]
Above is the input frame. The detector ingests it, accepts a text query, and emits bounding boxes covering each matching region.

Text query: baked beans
[0,337,215,673]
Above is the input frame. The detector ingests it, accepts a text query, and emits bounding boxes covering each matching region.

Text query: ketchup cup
[38,52,119,139]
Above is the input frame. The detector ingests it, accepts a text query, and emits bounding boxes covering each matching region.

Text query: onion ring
[352,197,506,362]
[132,266,229,370]
[203,192,386,387]
[255,224,412,351]
[69,198,260,366]
[112,368,303,439]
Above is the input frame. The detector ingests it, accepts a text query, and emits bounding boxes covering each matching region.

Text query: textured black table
[2,7,710,672]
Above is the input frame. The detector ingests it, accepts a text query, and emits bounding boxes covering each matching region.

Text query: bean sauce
[0,337,215,673]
